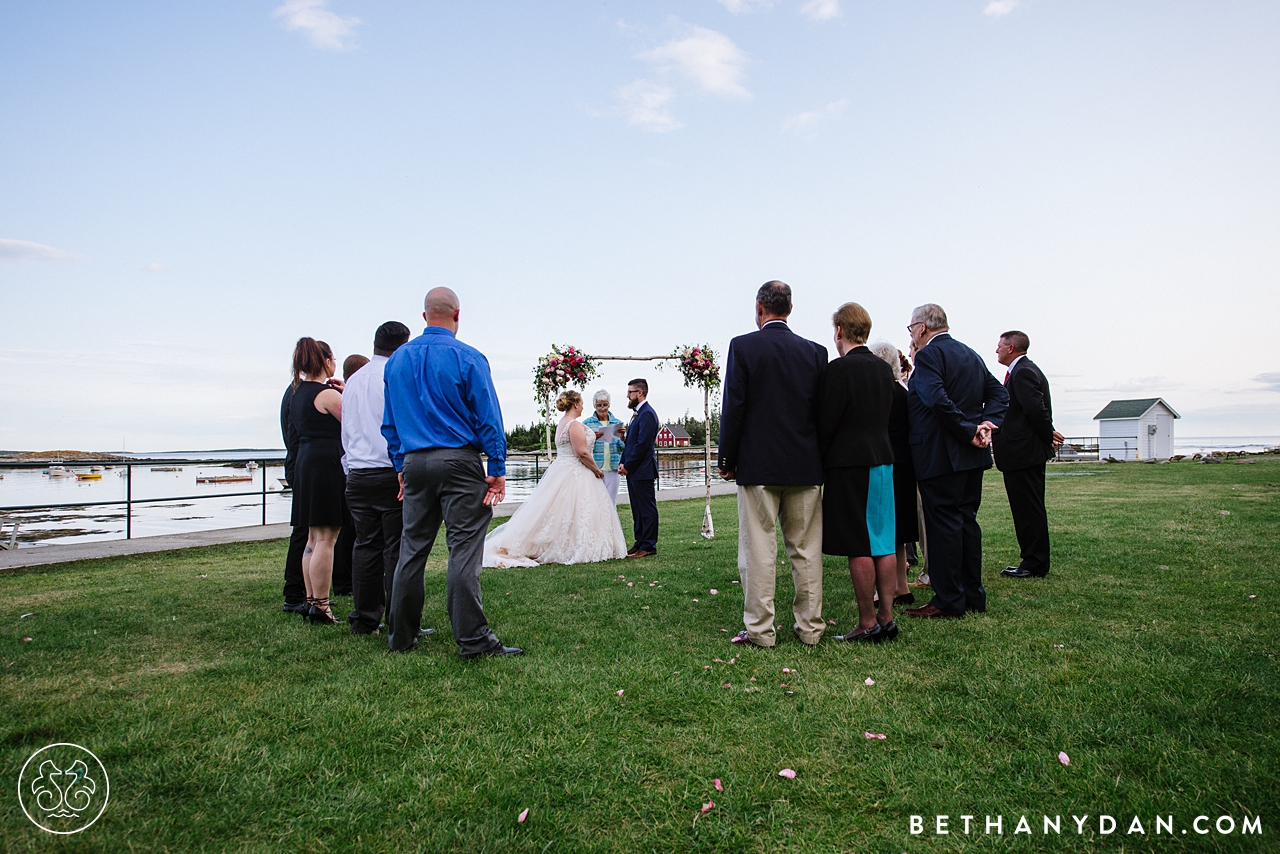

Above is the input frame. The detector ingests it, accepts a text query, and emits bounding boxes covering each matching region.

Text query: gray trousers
[388,448,501,655]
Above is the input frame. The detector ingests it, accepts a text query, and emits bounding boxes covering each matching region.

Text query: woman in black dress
[871,341,919,609]
[289,337,345,624]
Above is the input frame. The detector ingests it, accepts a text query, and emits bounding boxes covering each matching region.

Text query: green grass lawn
[3,460,1278,853]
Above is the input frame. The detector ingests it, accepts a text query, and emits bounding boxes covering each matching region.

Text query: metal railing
[1055,437,1139,461]
[0,456,288,542]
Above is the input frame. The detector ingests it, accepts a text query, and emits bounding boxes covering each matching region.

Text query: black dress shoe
[878,620,899,641]
[460,644,524,660]
[1001,566,1048,579]
[389,638,419,654]
[283,602,309,615]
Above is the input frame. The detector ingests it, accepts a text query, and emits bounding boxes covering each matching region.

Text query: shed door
[1155,413,1174,458]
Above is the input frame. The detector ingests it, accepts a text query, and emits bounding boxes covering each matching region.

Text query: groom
[618,379,659,558]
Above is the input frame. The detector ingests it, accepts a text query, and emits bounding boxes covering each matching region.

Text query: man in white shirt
[343,321,412,634]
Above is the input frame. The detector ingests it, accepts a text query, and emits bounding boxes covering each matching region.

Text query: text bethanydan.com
[910,814,1262,837]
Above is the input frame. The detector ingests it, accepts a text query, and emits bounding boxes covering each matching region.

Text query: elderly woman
[818,303,900,643]
[582,389,627,503]
[870,341,919,609]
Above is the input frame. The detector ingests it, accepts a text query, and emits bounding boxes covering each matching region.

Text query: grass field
[3,460,1277,853]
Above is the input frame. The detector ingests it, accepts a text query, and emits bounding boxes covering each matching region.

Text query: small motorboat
[76,472,103,481]
[197,474,254,484]
[48,466,74,478]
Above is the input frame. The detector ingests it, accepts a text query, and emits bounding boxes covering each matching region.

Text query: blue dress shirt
[381,326,507,476]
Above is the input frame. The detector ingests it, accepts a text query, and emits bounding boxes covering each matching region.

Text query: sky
[2,0,1278,452]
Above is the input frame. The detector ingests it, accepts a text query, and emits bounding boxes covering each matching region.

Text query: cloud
[983,0,1020,17]
[142,263,165,273]
[273,0,360,50]
[800,0,842,21]
[716,0,775,13]
[638,24,752,100]
[781,98,848,137]
[617,80,682,132]
[0,238,81,263]
[1253,372,1280,392]
[1061,376,1181,394]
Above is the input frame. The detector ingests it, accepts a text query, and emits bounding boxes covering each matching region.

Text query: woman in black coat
[817,303,900,643]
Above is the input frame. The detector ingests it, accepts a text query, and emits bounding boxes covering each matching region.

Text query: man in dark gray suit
[903,304,1008,619]
[719,281,828,647]
[992,330,1063,579]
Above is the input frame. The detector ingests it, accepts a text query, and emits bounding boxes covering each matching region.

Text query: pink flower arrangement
[533,345,600,411]
[671,344,721,391]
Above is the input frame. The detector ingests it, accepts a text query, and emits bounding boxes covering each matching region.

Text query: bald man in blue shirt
[383,287,522,659]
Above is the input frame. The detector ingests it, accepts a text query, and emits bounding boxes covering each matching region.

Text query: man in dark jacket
[719,281,828,647]
[903,304,1008,618]
[992,331,1063,579]
[618,379,660,557]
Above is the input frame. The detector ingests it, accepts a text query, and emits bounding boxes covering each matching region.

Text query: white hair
[592,389,611,404]
[869,341,901,381]
[910,303,948,331]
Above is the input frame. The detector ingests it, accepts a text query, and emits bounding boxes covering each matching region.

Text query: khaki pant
[737,484,824,646]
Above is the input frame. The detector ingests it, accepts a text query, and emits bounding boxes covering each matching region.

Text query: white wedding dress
[483,420,628,568]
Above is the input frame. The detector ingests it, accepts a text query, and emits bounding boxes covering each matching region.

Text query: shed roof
[660,423,691,438]
[1093,398,1181,420]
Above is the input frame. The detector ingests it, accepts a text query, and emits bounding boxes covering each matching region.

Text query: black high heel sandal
[307,597,337,625]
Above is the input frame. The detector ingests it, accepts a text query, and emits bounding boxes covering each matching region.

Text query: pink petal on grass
[713,658,724,663]
[864,732,886,739]
[713,778,723,792]
[722,683,732,688]
[649,582,656,587]
[518,808,529,823]
[1058,751,1070,766]
[865,678,875,686]
[720,628,728,632]
[781,668,791,674]
[701,800,715,813]
[1249,594,1257,599]
[1053,644,1064,649]
[627,582,634,587]
[704,665,711,670]
[710,589,718,595]
[828,619,837,625]
[732,580,739,584]
[778,768,797,779]
[692,599,699,603]
[22,637,32,642]
[616,689,624,696]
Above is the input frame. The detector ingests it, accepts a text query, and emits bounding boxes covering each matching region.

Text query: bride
[484,390,628,568]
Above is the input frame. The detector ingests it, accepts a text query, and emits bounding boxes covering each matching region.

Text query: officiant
[583,390,626,504]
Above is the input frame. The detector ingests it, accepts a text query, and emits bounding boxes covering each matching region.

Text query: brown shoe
[626,549,656,558]
[905,604,963,619]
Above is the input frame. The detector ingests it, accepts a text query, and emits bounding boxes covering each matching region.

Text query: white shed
[1093,398,1180,460]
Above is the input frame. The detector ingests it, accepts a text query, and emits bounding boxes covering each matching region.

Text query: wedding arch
[532,344,721,538]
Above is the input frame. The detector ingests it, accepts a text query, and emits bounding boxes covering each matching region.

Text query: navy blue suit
[718,322,827,485]
[621,400,659,552]
[907,333,1009,615]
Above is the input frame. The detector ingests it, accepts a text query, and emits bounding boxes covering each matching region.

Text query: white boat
[48,466,74,478]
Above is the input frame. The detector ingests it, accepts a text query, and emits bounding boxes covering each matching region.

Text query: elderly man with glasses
[582,390,627,504]
[903,303,1008,619]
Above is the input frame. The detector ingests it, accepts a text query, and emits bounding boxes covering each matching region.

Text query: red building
[656,424,691,447]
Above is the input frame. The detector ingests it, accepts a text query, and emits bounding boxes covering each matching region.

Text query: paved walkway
[0,482,737,571]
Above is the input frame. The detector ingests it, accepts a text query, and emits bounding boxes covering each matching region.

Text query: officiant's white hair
[593,389,611,404]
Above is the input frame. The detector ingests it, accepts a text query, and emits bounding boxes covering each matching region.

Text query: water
[0,453,714,548]
[1174,436,1280,456]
